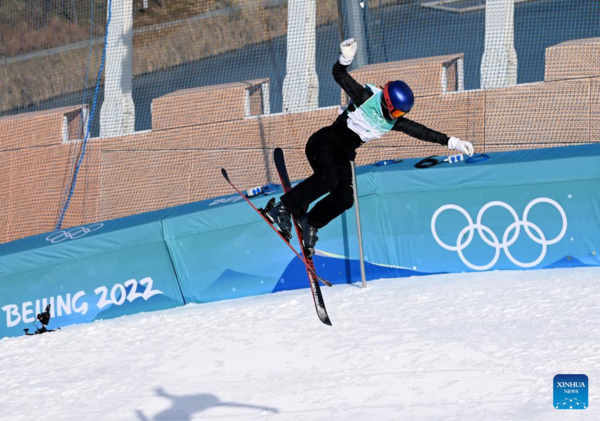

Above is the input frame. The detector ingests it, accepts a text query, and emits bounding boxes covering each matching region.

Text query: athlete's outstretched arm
[332,38,370,106]
[392,117,449,146]
[393,118,475,155]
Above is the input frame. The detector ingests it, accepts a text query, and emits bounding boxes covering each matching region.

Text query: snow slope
[1,267,599,421]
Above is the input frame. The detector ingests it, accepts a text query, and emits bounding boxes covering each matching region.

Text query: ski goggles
[388,108,406,118]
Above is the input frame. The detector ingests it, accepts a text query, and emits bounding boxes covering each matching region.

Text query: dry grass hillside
[0,0,400,113]
[0,0,226,57]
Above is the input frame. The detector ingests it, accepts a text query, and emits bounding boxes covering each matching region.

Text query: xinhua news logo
[554,374,588,410]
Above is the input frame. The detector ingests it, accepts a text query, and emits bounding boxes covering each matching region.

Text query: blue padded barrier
[2,144,600,338]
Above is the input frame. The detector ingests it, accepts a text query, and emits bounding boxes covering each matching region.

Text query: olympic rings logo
[46,223,104,243]
[431,198,567,270]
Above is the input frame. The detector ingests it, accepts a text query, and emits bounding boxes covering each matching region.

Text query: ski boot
[298,214,319,258]
[260,198,292,241]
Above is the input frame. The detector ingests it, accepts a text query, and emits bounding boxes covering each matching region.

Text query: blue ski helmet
[383,81,414,117]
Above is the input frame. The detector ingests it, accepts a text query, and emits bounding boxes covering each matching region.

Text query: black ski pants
[280,126,354,229]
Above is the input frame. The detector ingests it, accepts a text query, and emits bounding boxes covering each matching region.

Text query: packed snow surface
[1,267,599,420]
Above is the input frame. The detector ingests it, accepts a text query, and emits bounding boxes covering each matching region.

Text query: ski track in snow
[1,267,599,420]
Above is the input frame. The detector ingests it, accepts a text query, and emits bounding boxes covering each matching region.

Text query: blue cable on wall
[55,0,113,231]
[56,0,98,223]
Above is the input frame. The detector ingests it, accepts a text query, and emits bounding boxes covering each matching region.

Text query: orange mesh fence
[0,0,599,243]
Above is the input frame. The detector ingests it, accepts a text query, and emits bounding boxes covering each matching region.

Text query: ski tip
[316,307,332,326]
[274,148,283,158]
[221,168,230,181]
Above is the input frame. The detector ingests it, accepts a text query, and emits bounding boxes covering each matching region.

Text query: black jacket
[329,61,449,160]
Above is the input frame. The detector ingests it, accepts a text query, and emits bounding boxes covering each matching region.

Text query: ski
[220,168,332,288]
[273,148,332,326]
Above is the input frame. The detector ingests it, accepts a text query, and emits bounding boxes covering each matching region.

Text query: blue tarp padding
[1,144,599,338]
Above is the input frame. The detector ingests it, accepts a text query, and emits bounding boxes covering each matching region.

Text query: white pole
[351,162,367,289]
[481,0,518,89]
[282,0,319,113]
[100,0,135,137]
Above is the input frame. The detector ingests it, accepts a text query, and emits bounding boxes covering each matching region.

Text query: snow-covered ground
[1,267,599,421]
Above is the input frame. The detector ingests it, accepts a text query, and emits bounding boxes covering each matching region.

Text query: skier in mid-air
[267,38,475,257]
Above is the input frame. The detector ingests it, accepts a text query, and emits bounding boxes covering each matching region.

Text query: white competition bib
[346,85,396,142]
